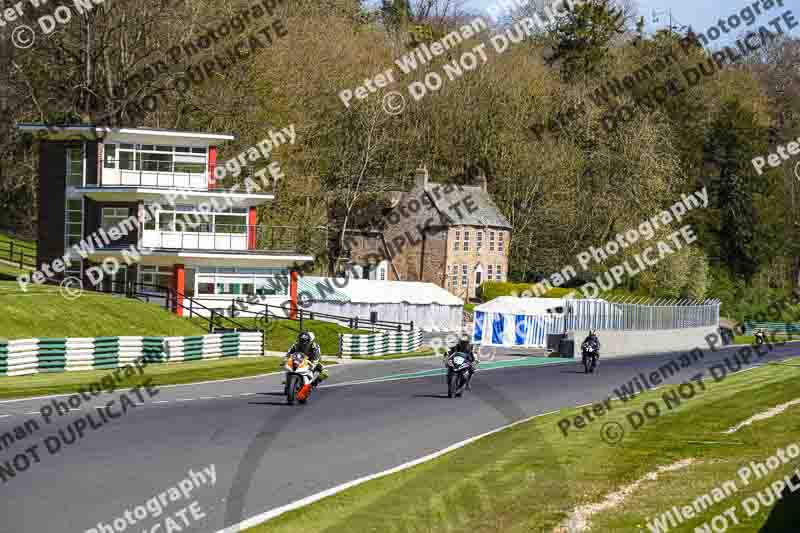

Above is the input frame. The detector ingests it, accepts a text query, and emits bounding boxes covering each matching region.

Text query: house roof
[424,183,512,229]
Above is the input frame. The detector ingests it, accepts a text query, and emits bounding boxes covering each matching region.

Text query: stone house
[343,166,512,300]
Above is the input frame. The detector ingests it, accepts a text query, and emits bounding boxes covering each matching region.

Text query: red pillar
[289,270,298,319]
[247,207,257,249]
[174,264,185,317]
[208,146,217,189]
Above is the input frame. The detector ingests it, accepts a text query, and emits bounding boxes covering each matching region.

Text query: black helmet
[298,331,311,346]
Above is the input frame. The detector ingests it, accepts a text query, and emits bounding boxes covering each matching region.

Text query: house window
[463,231,470,251]
[449,265,458,288]
[101,207,130,232]
[477,231,483,250]
[496,264,503,281]
[488,264,493,277]
[453,231,460,252]
[461,264,468,287]
[489,231,495,252]
[499,232,505,252]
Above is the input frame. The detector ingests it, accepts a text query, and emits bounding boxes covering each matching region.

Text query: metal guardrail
[0,237,36,270]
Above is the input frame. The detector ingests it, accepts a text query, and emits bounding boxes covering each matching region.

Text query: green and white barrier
[0,332,263,376]
[163,331,263,362]
[338,330,423,356]
[0,336,166,377]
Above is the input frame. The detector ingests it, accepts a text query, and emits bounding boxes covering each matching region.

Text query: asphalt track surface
[1,341,798,533]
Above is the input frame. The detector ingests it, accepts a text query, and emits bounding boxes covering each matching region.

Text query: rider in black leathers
[447,336,477,389]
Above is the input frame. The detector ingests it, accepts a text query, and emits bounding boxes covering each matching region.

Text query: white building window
[449,265,458,288]
[461,264,468,287]
[453,231,460,252]
[487,264,493,277]
[196,267,288,296]
[499,232,505,252]
[463,231,470,251]
[477,231,483,250]
[496,264,502,281]
[138,266,174,290]
[104,143,207,173]
[489,231,495,252]
[101,207,130,232]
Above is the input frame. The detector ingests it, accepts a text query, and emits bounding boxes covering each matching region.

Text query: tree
[544,0,626,83]
[702,100,770,282]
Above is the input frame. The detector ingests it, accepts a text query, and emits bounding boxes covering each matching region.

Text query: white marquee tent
[472,297,620,347]
[302,277,464,332]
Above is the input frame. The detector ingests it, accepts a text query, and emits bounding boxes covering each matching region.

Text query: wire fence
[562,297,720,331]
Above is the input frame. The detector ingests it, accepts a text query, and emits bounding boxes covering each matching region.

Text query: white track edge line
[216,408,562,533]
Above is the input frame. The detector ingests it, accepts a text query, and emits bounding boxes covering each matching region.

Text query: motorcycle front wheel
[448,371,458,398]
[583,355,591,374]
[286,374,298,405]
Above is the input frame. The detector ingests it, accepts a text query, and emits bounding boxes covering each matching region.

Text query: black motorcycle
[446,352,472,398]
[755,330,767,345]
[581,339,599,374]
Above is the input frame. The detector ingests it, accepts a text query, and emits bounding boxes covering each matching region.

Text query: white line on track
[199,397,216,400]
[216,408,564,533]
[177,398,195,402]
[0,370,284,404]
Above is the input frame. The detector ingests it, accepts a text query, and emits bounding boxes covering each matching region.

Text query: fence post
[338,334,342,359]
[209,310,215,333]
[299,308,304,331]
[354,317,359,330]
[410,320,414,331]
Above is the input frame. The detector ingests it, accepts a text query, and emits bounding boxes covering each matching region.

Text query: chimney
[415,164,429,190]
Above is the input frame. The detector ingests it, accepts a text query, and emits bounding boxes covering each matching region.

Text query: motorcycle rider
[582,329,600,356]
[446,335,477,389]
[287,331,328,384]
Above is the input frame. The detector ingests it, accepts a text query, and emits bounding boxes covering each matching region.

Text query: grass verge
[0,356,286,400]
[0,281,207,339]
[248,361,800,533]
[351,350,437,360]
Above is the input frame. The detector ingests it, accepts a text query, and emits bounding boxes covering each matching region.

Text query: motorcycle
[283,352,320,405]
[581,341,599,374]
[755,330,766,345]
[446,352,472,398]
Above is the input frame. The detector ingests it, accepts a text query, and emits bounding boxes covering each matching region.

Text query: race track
[0,341,796,533]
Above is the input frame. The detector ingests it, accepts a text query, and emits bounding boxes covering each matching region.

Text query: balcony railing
[96,160,271,193]
[141,225,317,253]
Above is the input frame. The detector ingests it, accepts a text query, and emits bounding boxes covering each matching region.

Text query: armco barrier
[0,332,264,376]
[163,331,264,362]
[338,330,423,356]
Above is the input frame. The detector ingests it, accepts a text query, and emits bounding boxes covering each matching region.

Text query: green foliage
[702,100,770,282]
[478,282,577,301]
[545,0,626,82]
